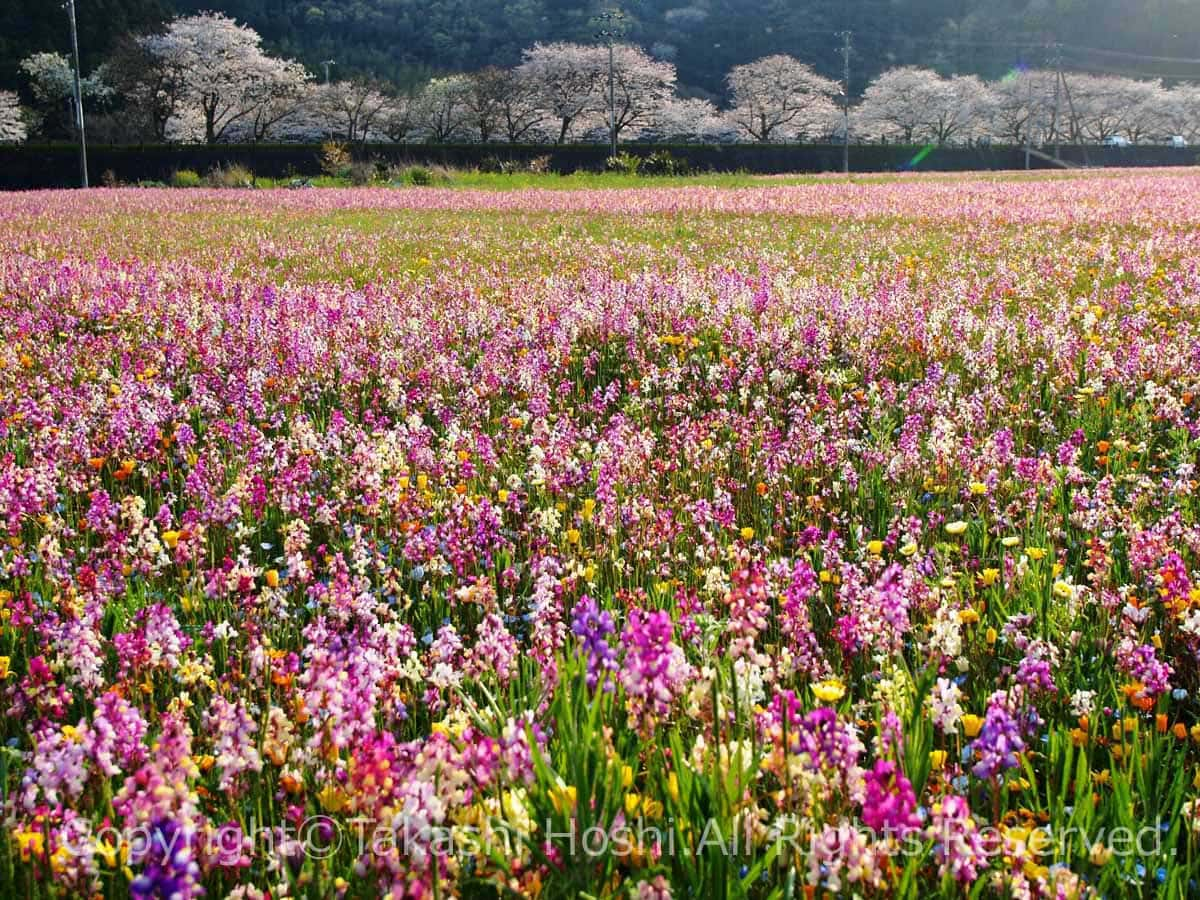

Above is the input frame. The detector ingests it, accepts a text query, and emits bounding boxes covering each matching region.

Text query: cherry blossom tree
[517,42,605,143]
[310,79,392,143]
[379,92,418,143]
[0,91,26,144]
[726,54,840,142]
[853,66,934,143]
[1064,74,1169,143]
[651,96,726,141]
[855,67,989,145]
[412,76,471,142]
[1160,84,1200,143]
[139,13,308,144]
[606,44,676,140]
[985,70,1057,145]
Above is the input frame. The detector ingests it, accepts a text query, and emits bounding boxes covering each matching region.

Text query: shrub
[640,150,689,176]
[403,165,433,186]
[348,159,377,186]
[170,168,202,188]
[203,164,255,188]
[605,151,641,175]
[319,141,352,179]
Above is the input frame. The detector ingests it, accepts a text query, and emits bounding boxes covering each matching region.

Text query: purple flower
[970,702,1025,780]
[571,595,617,690]
[861,759,922,835]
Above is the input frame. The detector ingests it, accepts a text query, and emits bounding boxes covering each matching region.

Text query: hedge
[1,141,1196,189]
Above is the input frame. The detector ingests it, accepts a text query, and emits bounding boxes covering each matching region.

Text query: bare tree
[462,67,510,143]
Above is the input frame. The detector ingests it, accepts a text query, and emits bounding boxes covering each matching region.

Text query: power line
[1058,44,1200,66]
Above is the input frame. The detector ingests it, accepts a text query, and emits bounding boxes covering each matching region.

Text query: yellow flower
[740,526,755,541]
[264,569,280,589]
[14,828,44,862]
[0,657,9,679]
[1089,842,1113,866]
[812,679,845,703]
[1053,580,1073,599]
[161,530,181,549]
[962,714,984,738]
[958,608,980,625]
[866,539,884,555]
[497,488,509,504]
[95,838,124,868]
[1027,547,1047,561]
[624,793,663,819]
[622,765,634,788]
[979,568,1000,587]
[1001,536,1021,548]
[969,481,988,496]
[899,541,918,557]
[416,473,428,491]
[318,784,348,813]
[930,749,947,770]
[582,498,595,521]
[985,627,998,646]
[566,528,580,545]
[549,783,577,815]
[945,520,968,537]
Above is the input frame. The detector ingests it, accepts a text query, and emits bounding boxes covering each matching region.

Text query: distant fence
[2,142,1197,189]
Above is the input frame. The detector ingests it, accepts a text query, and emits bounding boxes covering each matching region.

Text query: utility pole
[839,30,851,174]
[608,40,616,158]
[595,10,624,159]
[1024,71,1032,170]
[322,60,336,85]
[1050,43,1062,161]
[1058,64,1088,167]
[65,0,88,188]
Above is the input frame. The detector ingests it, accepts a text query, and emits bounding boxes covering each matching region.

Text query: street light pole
[65,0,88,188]
[594,10,623,159]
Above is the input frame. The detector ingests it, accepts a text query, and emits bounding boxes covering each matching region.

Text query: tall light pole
[595,10,624,159]
[65,0,88,187]
[322,59,336,85]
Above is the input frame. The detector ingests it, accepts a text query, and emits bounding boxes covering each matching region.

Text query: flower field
[3,171,1200,898]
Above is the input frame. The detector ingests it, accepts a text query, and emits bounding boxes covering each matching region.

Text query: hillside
[5,0,1199,97]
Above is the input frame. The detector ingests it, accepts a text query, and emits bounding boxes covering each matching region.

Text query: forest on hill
[5,0,1199,98]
